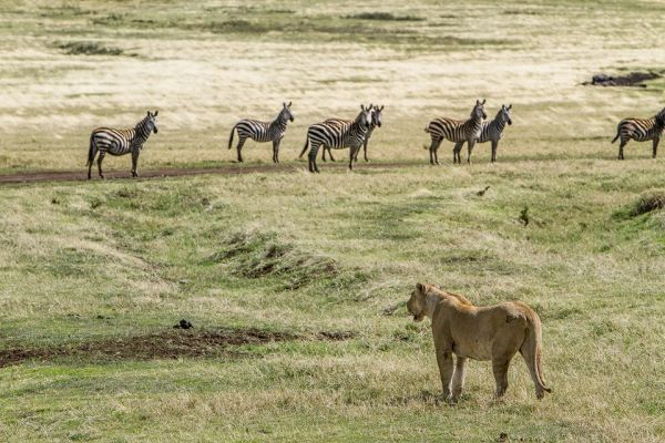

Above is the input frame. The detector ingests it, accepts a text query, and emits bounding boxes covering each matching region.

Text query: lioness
[407,283,551,402]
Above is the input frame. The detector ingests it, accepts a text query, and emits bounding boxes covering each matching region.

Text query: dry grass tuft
[629,191,665,216]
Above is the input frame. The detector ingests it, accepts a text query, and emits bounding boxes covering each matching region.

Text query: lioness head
[407,283,429,322]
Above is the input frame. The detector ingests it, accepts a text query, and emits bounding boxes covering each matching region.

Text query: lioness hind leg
[492,358,511,398]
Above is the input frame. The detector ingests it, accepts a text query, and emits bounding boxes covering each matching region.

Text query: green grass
[1,0,665,441]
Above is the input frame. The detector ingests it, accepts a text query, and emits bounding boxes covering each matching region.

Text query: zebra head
[280,101,294,123]
[472,99,487,120]
[499,104,512,126]
[143,110,159,134]
[358,104,373,129]
[372,105,384,128]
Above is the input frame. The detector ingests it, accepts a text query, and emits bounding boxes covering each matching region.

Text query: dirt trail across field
[0,161,419,185]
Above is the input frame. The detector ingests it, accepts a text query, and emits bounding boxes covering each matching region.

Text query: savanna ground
[1,0,664,441]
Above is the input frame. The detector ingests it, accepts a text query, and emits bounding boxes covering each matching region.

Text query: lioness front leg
[436,348,454,402]
[450,356,467,402]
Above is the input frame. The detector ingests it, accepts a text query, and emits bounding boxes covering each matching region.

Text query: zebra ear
[508,104,512,110]
[154,110,159,116]
[361,104,365,111]
[147,111,151,116]
[481,99,486,105]
[379,105,384,111]
[287,101,292,107]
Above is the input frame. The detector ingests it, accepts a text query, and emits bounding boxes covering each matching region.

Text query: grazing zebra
[228,102,294,164]
[425,99,487,165]
[322,105,384,163]
[87,110,159,180]
[612,107,665,159]
[478,104,512,163]
[299,104,373,173]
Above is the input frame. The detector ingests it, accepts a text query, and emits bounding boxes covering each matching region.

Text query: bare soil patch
[0,327,355,367]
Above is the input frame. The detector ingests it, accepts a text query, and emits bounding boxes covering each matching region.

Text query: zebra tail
[298,138,309,158]
[86,134,95,166]
[228,124,236,149]
[611,130,620,144]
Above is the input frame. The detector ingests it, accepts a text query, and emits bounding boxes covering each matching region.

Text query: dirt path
[0,161,420,185]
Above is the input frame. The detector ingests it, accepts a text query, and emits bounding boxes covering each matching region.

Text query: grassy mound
[630,192,665,216]
[209,230,340,289]
[54,41,124,56]
[344,12,425,21]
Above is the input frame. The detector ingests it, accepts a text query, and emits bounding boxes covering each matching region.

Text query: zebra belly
[93,134,131,156]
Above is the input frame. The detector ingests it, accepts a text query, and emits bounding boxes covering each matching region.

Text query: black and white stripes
[321,105,384,163]
[612,107,665,159]
[425,99,487,165]
[299,104,373,173]
[87,110,159,180]
[478,104,512,163]
[228,102,294,163]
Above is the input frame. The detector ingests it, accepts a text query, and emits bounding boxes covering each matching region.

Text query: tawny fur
[407,283,551,403]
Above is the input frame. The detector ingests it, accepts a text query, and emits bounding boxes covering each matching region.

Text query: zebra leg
[433,139,443,165]
[328,147,336,162]
[131,150,140,177]
[618,139,627,160]
[453,142,464,164]
[272,139,281,164]
[349,145,359,170]
[97,152,106,179]
[321,146,327,162]
[653,138,659,158]
[308,143,321,173]
[466,140,476,164]
[87,147,98,180]
[428,138,440,165]
[363,139,369,162]
[491,140,498,163]
[236,137,247,163]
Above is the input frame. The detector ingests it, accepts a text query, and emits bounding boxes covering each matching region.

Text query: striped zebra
[612,107,665,159]
[87,110,159,180]
[299,104,373,173]
[322,105,384,163]
[477,104,512,163]
[228,102,294,163]
[425,99,487,165]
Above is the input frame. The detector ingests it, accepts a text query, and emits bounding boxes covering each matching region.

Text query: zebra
[87,110,159,180]
[611,107,665,159]
[228,102,294,164]
[299,104,373,173]
[425,99,487,165]
[477,104,512,163]
[321,105,384,163]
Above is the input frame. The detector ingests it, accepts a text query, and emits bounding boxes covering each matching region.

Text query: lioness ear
[416,282,424,292]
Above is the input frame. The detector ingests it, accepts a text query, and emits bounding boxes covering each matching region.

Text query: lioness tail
[521,308,552,399]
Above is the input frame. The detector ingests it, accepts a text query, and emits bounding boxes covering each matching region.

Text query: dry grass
[1,0,665,441]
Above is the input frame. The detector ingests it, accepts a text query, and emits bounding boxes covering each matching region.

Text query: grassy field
[1,0,665,441]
